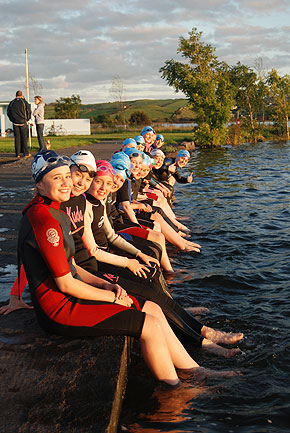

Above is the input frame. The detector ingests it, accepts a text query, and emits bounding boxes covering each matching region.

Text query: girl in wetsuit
[17,149,217,387]
[84,158,244,357]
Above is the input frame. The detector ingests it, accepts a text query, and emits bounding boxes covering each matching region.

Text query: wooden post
[25,48,32,149]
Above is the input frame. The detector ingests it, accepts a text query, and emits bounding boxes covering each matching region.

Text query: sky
[1,0,290,104]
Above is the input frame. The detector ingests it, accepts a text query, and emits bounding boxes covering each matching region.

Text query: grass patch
[0,130,195,153]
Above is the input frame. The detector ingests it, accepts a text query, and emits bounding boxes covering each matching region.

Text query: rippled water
[123,141,290,432]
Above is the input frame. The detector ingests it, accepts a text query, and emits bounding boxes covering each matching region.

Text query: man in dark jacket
[7,90,32,158]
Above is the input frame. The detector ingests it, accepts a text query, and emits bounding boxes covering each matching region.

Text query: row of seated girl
[0,133,244,387]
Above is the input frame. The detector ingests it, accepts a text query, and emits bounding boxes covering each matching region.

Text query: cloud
[1,0,290,103]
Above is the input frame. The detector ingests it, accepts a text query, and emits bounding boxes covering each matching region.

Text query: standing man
[7,90,31,158]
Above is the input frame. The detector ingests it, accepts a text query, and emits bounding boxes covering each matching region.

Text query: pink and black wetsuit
[17,194,145,338]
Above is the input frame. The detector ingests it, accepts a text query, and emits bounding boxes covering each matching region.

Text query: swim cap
[95,160,115,181]
[156,134,164,142]
[31,150,70,183]
[70,150,97,172]
[122,138,137,148]
[176,149,190,159]
[134,135,145,145]
[150,148,165,158]
[111,151,131,166]
[123,148,144,159]
[110,158,131,181]
[140,126,156,136]
[142,154,154,167]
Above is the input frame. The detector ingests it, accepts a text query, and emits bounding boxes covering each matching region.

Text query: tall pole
[25,48,32,149]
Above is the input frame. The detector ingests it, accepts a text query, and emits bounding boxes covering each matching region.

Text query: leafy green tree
[229,62,267,142]
[128,110,151,126]
[55,94,81,119]
[160,28,234,146]
[266,69,290,140]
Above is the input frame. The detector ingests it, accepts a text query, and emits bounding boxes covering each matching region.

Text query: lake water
[122,141,290,432]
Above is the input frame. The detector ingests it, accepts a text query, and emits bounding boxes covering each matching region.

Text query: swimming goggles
[37,155,70,175]
[112,163,131,178]
[73,163,96,178]
[96,165,116,176]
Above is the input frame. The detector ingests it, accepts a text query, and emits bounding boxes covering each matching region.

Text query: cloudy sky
[1,0,290,104]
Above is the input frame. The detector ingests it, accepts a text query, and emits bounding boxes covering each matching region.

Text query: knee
[141,313,163,340]
[144,300,163,317]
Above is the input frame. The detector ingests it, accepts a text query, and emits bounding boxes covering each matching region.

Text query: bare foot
[177,366,241,381]
[202,339,242,358]
[202,326,244,345]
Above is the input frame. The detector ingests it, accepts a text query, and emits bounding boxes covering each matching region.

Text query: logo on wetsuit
[46,228,60,247]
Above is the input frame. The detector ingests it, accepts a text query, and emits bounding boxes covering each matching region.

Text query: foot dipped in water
[181,240,202,253]
[201,326,244,345]
[202,338,242,358]
[176,366,241,382]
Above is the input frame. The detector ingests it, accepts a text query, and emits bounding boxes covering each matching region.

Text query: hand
[110,284,128,301]
[187,172,193,183]
[141,203,152,212]
[137,251,160,268]
[168,163,177,174]
[0,295,34,316]
[127,259,150,278]
[115,295,134,307]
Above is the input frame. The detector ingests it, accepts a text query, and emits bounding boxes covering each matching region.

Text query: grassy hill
[45,98,196,123]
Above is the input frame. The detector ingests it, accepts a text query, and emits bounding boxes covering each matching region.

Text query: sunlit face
[111,173,125,192]
[34,97,40,105]
[70,165,94,196]
[136,143,145,152]
[176,156,189,168]
[153,155,164,169]
[138,164,151,179]
[36,166,72,202]
[88,175,114,200]
[154,139,164,148]
[130,155,143,175]
[143,131,156,147]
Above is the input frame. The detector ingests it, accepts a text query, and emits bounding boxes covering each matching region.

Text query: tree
[229,62,267,142]
[129,111,151,126]
[266,69,290,140]
[160,28,234,146]
[110,75,126,127]
[54,94,81,119]
[29,73,43,98]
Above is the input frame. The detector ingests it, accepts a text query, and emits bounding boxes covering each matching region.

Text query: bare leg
[147,230,173,272]
[201,326,244,345]
[202,338,242,358]
[151,213,200,252]
[142,301,199,371]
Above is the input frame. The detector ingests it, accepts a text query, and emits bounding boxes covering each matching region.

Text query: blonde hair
[35,95,43,103]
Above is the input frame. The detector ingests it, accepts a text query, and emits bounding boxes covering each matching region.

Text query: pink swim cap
[95,160,116,181]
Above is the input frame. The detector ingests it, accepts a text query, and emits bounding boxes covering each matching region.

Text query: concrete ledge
[0,306,132,433]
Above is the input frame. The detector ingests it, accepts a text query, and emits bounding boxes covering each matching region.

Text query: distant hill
[45,98,196,123]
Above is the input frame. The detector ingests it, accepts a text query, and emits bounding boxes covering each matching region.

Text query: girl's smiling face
[88,175,114,200]
[130,155,143,175]
[36,166,72,202]
[153,155,164,169]
[111,173,125,192]
[70,165,94,196]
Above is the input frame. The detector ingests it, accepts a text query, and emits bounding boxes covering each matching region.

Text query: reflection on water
[122,141,290,433]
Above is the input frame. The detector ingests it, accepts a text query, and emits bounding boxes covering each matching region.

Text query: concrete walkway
[0,140,134,433]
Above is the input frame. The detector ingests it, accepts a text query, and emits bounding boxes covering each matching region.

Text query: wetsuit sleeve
[103,206,141,257]
[173,170,188,184]
[82,201,130,268]
[28,206,71,278]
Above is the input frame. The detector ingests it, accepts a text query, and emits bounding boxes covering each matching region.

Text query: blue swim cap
[140,126,156,136]
[110,158,131,180]
[176,149,190,159]
[123,148,144,158]
[134,135,145,145]
[122,138,137,148]
[156,134,164,142]
[142,154,154,167]
[111,151,131,166]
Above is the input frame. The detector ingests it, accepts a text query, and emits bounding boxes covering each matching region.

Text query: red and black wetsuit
[18,195,145,338]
